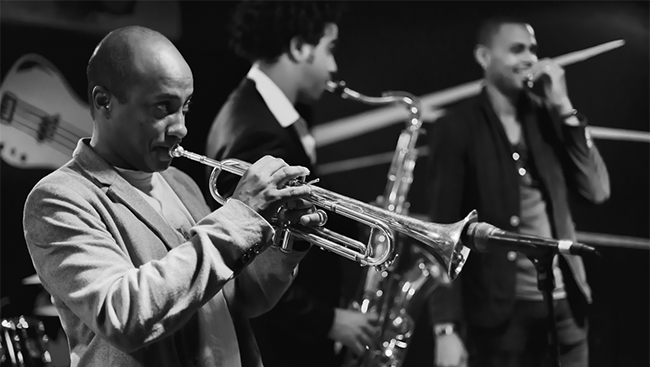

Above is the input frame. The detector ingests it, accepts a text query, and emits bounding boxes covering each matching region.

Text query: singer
[425,16,610,367]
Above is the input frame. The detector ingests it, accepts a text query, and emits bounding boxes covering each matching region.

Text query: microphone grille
[467,222,498,252]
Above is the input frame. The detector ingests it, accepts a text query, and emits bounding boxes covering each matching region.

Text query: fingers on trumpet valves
[311,209,328,227]
[275,201,326,227]
[294,208,327,227]
[273,165,311,187]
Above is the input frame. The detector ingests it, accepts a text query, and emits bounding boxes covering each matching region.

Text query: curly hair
[230,0,345,63]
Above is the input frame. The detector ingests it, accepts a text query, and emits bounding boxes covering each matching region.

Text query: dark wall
[1,1,648,366]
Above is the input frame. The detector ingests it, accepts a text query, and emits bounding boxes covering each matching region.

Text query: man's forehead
[133,43,192,81]
[126,66,193,102]
[494,23,536,45]
[140,75,194,97]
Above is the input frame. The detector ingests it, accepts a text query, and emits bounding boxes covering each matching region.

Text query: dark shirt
[511,139,566,301]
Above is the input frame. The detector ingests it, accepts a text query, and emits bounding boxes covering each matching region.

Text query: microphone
[464,222,598,257]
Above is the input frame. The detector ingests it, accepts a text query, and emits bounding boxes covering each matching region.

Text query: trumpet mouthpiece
[169,144,184,158]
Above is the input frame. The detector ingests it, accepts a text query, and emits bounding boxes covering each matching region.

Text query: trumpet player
[22,25,326,367]
[205,1,379,366]
[426,16,610,367]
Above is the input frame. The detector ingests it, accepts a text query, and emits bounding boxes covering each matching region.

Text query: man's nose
[329,57,338,73]
[523,51,538,64]
[167,113,188,139]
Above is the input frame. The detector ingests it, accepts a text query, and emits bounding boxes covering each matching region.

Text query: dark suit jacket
[426,88,610,329]
[206,78,342,367]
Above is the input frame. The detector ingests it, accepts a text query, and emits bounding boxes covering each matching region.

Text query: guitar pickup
[37,114,60,142]
[1,92,17,122]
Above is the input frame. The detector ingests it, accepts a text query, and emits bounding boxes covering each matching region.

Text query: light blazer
[23,139,304,367]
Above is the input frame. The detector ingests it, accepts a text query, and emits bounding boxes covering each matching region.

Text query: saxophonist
[205,2,378,367]
[426,17,610,367]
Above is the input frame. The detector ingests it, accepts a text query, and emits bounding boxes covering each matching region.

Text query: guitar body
[0,55,89,367]
[0,54,92,169]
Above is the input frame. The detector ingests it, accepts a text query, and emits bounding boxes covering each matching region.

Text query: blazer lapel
[519,95,553,202]
[106,180,184,250]
[73,140,184,251]
[480,90,519,186]
[161,169,210,223]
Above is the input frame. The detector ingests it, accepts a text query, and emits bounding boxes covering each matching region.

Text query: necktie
[293,117,317,165]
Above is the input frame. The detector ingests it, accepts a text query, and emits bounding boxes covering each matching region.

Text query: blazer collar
[72,139,186,250]
[247,65,301,128]
[478,87,538,145]
[160,168,210,223]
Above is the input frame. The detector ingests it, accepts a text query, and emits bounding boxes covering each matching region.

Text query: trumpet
[170,145,475,276]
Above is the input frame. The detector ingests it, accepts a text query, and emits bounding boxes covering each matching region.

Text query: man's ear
[288,36,314,63]
[91,85,112,117]
[474,45,489,70]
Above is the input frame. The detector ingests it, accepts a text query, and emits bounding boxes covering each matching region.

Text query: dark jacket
[206,78,342,367]
[427,88,610,329]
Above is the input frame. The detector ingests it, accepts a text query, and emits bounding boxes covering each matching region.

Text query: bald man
[23,26,323,367]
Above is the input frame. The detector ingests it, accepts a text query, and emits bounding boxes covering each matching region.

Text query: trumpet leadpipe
[170,144,247,176]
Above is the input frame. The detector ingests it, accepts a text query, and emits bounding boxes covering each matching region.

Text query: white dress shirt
[247,65,317,164]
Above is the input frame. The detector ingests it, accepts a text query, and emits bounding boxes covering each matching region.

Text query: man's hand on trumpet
[277,199,329,227]
[231,155,324,226]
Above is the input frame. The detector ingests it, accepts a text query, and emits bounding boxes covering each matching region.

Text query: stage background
[1,1,648,366]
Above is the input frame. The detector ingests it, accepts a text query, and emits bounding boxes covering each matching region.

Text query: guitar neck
[2,91,87,155]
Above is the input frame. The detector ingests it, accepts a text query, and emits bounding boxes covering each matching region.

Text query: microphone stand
[529,250,561,367]
[465,221,601,367]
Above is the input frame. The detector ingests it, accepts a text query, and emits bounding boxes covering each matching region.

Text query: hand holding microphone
[525,58,573,109]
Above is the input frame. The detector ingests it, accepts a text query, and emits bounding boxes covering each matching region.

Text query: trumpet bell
[415,210,477,281]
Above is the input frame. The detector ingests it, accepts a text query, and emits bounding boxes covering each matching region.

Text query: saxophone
[327,81,457,367]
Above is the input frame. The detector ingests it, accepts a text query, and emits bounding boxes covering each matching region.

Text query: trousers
[468,298,588,367]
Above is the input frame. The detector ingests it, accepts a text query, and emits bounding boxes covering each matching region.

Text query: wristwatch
[434,323,456,337]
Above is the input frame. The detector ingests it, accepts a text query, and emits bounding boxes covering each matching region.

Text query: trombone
[170,145,475,277]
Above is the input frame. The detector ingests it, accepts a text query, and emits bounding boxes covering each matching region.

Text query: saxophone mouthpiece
[327,80,347,96]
